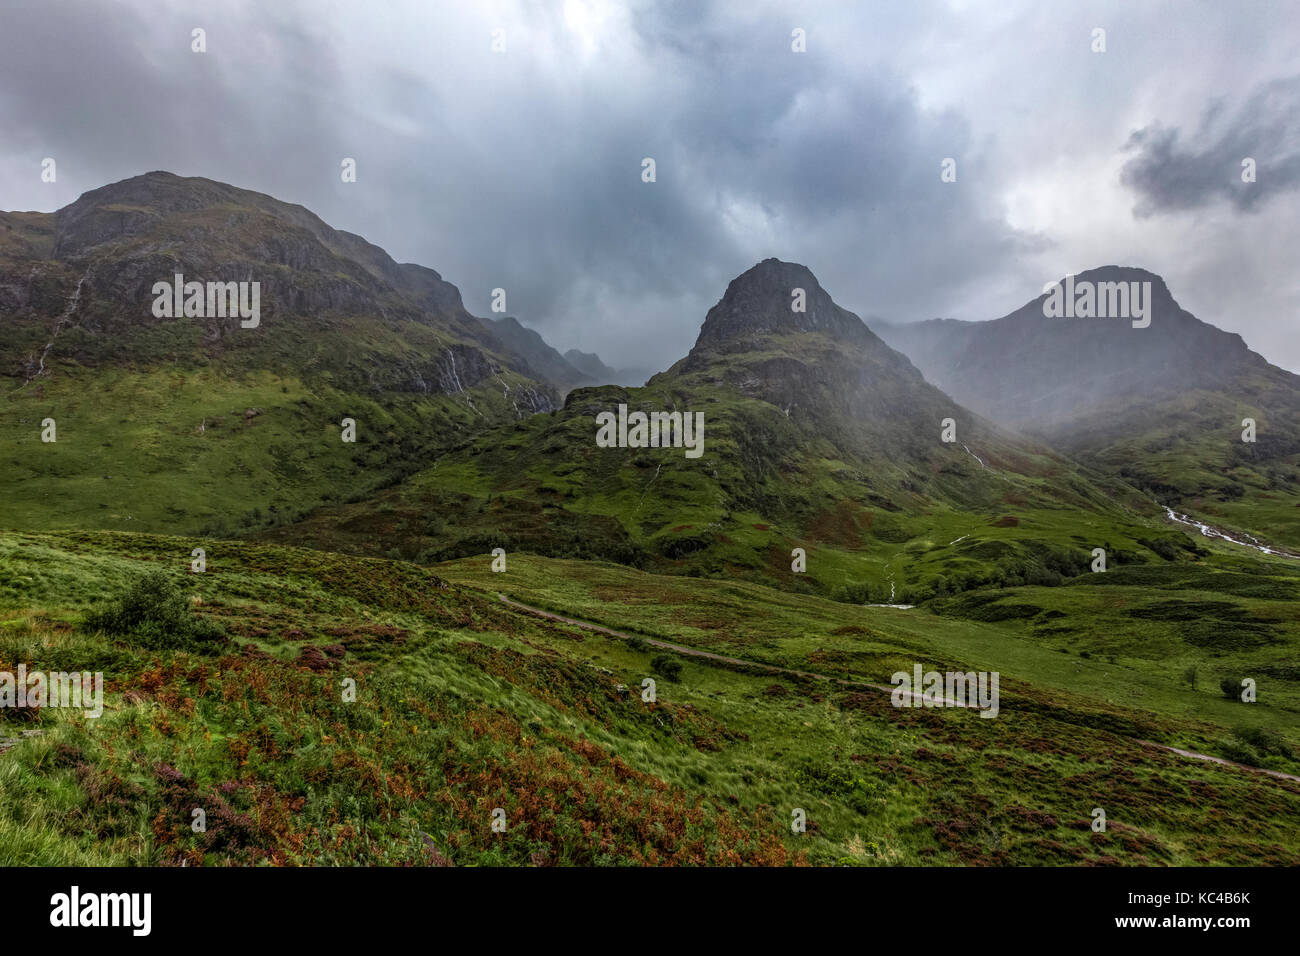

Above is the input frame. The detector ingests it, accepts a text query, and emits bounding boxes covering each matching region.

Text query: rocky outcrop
[691,258,875,350]
[0,171,557,415]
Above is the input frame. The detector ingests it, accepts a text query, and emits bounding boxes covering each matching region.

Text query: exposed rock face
[0,171,557,410]
[38,172,464,328]
[480,315,594,394]
[691,258,874,350]
[673,258,958,451]
[48,173,458,310]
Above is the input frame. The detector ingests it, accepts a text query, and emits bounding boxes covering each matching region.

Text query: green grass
[1,364,539,538]
[262,368,1178,608]
[3,528,1295,866]
[437,548,1300,772]
[1080,382,1300,550]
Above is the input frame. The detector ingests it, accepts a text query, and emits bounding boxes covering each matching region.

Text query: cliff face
[0,172,559,537]
[665,258,1016,474]
[0,171,555,406]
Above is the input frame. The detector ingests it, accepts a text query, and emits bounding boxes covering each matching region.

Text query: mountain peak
[693,258,872,348]
[1044,264,1175,307]
[40,169,472,317]
[875,264,1278,436]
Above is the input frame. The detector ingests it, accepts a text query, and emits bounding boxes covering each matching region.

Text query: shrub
[1216,737,1261,767]
[1139,537,1180,561]
[833,582,873,604]
[650,654,683,683]
[1233,726,1290,757]
[794,764,884,815]
[1219,676,1244,701]
[83,571,226,653]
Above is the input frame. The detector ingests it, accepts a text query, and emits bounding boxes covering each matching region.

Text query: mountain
[0,172,557,535]
[268,259,1171,600]
[565,348,653,387]
[473,325,656,392]
[480,316,597,395]
[877,266,1300,548]
[5,199,1295,870]
[563,348,618,381]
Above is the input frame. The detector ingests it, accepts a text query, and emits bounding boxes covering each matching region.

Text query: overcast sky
[2,0,1298,372]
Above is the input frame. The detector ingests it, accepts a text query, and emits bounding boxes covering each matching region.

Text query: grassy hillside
[2,364,540,537]
[1,529,1297,866]
[262,372,1189,602]
[877,268,1300,551]
[0,173,557,536]
[1079,382,1300,550]
[438,549,1300,772]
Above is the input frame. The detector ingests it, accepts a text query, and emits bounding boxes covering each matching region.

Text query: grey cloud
[1121,76,1300,215]
[0,0,1296,372]
[0,0,1041,370]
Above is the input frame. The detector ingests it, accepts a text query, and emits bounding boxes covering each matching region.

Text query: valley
[1,528,1298,867]
[2,174,1297,868]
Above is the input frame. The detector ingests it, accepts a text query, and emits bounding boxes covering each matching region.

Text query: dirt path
[497,593,1300,786]
[497,593,960,702]
[1135,740,1300,784]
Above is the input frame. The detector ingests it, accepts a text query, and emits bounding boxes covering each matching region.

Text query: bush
[1233,726,1291,757]
[650,654,683,683]
[833,582,873,604]
[794,764,885,815]
[1219,676,1244,701]
[83,571,226,653]
[1216,737,1261,767]
[1139,537,1180,561]
[626,635,650,653]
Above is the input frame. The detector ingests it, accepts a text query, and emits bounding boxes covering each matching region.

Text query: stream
[1163,506,1300,560]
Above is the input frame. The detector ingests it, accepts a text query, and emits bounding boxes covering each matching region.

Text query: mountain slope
[480,316,596,395]
[8,528,1299,866]
[268,259,1176,601]
[465,320,652,394]
[564,348,653,387]
[877,266,1300,548]
[0,172,557,535]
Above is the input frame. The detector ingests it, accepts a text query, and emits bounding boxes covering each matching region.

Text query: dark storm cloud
[0,0,353,224]
[0,0,1038,370]
[1121,76,1300,216]
[0,0,1296,372]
